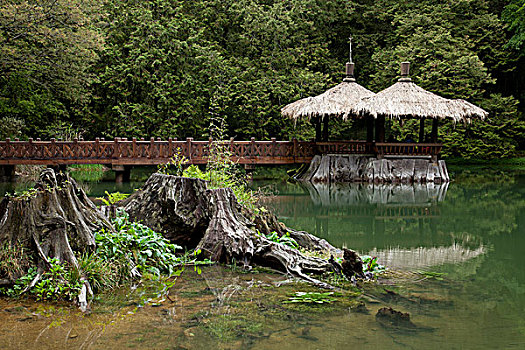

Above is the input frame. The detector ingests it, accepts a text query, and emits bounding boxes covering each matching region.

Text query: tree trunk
[122,174,340,288]
[0,169,114,310]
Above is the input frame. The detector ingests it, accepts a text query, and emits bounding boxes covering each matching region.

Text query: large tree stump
[123,173,339,288]
[120,174,210,247]
[0,169,114,310]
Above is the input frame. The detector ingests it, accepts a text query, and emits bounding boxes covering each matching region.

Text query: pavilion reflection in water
[268,181,448,221]
[264,181,486,269]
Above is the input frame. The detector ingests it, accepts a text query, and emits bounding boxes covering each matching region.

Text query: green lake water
[0,166,524,349]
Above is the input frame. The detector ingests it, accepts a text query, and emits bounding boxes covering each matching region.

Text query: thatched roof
[350,64,488,123]
[281,78,375,121]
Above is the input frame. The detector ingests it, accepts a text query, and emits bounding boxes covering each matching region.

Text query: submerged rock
[375,307,415,329]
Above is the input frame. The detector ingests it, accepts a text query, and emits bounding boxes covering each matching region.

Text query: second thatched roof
[350,63,488,123]
[281,77,375,121]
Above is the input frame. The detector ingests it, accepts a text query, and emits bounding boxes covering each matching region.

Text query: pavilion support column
[419,118,425,142]
[375,115,385,143]
[314,117,322,142]
[322,116,329,141]
[431,119,439,143]
[366,116,374,143]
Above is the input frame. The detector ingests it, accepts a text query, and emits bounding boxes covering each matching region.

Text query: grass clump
[0,242,33,281]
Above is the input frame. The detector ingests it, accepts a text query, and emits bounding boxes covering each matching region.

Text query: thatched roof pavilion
[350,62,488,142]
[281,63,375,141]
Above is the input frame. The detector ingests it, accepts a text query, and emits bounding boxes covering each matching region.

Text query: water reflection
[261,176,525,270]
[368,244,486,270]
[304,182,449,207]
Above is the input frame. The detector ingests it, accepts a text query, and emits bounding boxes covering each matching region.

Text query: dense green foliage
[95,210,184,277]
[1,0,524,159]
[0,210,211,301]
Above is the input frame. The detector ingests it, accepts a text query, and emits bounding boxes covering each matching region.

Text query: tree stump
[0,169,114,310]
[122,173,340,288]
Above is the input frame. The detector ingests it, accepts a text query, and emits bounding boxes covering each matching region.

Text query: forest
[1,0,524,159]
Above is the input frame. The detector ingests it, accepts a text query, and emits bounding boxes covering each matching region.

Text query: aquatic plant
[416,270,448,281]
[33,258,83,301]
[256,230,299,249]
[96,191,129,206]
[361,255,387,276]
[284,291,339,304]
[95,210,184,277]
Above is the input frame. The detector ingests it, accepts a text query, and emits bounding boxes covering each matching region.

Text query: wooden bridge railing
[375,143,442,158]
[0,138,443,165]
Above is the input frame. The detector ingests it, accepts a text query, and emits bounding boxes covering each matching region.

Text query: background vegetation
[1,0,524,159]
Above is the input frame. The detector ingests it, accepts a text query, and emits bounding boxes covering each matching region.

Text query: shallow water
[0,167,524,349]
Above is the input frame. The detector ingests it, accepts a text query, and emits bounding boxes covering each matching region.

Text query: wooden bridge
[0,137,442,165]
[0,137,442,181]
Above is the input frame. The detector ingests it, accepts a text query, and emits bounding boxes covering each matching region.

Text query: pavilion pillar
[419,118,425,142]
[431,119,439,143]
[375,115,385,142]
[322,116,329,141]
[366,116,374,142]
[314,117,322,142]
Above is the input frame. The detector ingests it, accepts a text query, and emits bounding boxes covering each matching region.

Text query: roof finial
[349,35,353,64]
[399,62,411,82]
[344,35,355,82]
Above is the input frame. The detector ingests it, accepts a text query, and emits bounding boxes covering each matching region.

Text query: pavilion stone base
[299,155,450,184]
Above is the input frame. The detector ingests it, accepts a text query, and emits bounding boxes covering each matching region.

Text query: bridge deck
[0,138,442,166]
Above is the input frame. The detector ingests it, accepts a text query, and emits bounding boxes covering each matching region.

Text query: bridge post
[250,137,255,158]
[113,165,131,183]
[186,138,193,161]
[0,165,16,181]
[244,164,255,181]
[113,138,119,159]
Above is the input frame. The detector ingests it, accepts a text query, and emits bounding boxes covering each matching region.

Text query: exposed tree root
[122,174,342,288]
[0,169,114,310]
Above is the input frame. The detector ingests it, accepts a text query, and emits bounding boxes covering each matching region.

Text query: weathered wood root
[0,169,114,310]
[120,174,210,247]
[123,173,341,288]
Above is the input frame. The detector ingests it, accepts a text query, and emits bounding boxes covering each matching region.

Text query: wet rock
[351,303,370,314]
[375,307,415,329]
[341,248,364,279]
